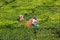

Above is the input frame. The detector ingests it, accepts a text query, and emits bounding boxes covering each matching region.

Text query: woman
[32,16,38,29]
[17,15,24,22]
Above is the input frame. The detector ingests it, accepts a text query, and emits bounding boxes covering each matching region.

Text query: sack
[24,19,32,27]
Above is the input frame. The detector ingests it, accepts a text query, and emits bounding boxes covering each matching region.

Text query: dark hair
[33,16,37,20]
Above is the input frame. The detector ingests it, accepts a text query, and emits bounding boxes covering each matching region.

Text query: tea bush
[0,0,60,40]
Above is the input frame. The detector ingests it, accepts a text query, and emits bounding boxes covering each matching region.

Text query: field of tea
[0,0,60,40]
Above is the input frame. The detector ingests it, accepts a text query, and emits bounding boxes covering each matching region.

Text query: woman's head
[33,16,36,20]
[20,15,24,18]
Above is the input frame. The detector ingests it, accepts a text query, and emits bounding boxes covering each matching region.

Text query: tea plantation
[0,0,60,40]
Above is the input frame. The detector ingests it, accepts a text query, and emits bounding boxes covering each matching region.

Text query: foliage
[0,0,60,40]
